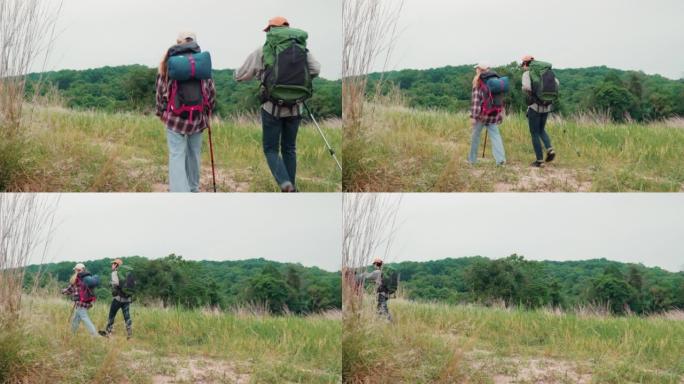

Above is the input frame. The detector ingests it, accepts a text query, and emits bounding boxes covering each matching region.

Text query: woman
[61,263,98,336]
[468,63,506,166]
[155,31,216,192]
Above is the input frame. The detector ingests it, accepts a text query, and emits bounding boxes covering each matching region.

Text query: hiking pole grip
[303,102,342,172]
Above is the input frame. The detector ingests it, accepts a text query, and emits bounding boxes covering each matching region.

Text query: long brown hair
[158,52,170,79]
[472,67,484,89]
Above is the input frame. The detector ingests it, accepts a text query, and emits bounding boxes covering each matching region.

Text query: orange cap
[264,16,289,32]
[112,258,123,266]
[373,258,383,266]
[521,55,534,65]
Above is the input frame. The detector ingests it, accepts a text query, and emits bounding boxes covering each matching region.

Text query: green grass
[343,297,684,383]
[2,296,341,383]
[11,106,341,192]
[343,104,684,191]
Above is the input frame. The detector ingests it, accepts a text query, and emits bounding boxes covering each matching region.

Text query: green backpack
[529,61,559,106]
[379,266,399,295]
[261,27,313,109]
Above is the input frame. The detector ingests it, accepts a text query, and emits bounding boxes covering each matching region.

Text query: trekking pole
[303,102,342,172]
[482,130,488,158]
[207,115,217,192]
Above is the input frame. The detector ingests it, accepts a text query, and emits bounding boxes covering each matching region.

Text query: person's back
[155,32,217,192]
[235,17,321,192]
[521,56,557,167]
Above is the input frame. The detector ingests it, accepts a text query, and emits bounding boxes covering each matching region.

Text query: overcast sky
[382,0,684,79]
[29,194,341,271]
[42,0,341,79]
[386,194,684,272]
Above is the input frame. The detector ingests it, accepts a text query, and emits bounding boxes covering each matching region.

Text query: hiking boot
[545,149,556,163]
[98,330,109,338]
[530,160,544,168]
[496,161,506,166]
[280,182,295,192]
[126,329,132,340]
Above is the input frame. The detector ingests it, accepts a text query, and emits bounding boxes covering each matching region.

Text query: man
[99,258,132,339]
[521,55,558,168]
[235,16,321,192]
[357,258,392,321]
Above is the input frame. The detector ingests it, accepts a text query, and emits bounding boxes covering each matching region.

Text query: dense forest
[26,65,342,118]
[368,64,684,122]
[24,255,341,315]
[380,255,684,315]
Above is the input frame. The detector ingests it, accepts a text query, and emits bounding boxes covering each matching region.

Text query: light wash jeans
[468,122,506,165]
[71,307,98,336]
[166,129,203,192]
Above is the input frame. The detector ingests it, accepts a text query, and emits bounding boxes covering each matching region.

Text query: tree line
[25,65,342,118]
[24,255,341,315]
[368,64,684,122]
[390,255,684,315]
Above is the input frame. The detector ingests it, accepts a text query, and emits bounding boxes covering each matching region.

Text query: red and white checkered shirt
[470,85,504,125]
[155,75,216,135]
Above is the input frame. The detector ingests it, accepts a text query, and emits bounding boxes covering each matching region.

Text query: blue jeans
[166,128,203,192]
[261,109,300,190]
[469,122,506,164]
[71,307,97,336]
[527,109,553,161]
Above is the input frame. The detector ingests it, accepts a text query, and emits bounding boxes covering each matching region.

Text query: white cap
[177,31,197,42]
[73,263,85,271]
[474,63,490,71]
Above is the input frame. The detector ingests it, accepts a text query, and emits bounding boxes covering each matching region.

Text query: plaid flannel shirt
[470,85,504,125]
[155,75,216,135]
[62,282,93,309]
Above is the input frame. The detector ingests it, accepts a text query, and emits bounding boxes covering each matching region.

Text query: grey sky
[43,0,341,79]
[383,0,684,79]
[387,194,684,272]
[30,194,341,271]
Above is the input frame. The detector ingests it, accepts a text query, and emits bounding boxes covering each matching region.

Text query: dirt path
[152,168,250,193]
[126,349,250,384]
[492,164,592,192]
[466,350,592,384]
[151,357,251,384]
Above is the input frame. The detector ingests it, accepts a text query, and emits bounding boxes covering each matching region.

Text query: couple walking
[61,259,133,339]
[468,56,558,168]
[155,16,321,192]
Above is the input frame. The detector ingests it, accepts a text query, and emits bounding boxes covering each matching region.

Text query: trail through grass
[11,106,341,192]
[3,296,341,383]
[343,297,684,383]
[343,104,684,192]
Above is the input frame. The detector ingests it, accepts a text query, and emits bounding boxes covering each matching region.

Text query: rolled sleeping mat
[168,51,212,81]
[486,76,510,94]
[83,275,100,288]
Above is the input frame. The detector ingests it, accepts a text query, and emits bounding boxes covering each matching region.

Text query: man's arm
[307,52,321,78]
[521,71,532,93]
[234,48,263,82]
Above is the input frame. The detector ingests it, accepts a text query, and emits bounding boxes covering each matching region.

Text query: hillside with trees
[26,65,342,118]
[368,64,684,121]
[24,255,341,314]
[381,255,684,315]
